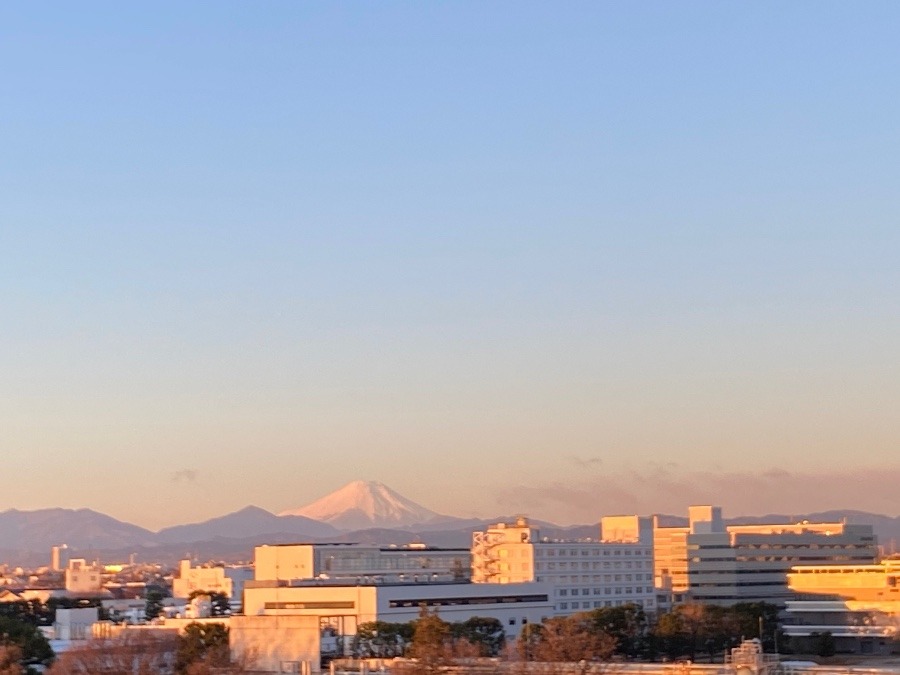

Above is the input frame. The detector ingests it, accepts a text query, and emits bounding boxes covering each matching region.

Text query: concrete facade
[652,507,878,606]
[231,614,321,674]
[65,558,103,595]
[783,559,900,654]
[471,517,656,615]
[254,543,470,585]
[242,580,552,640]
[172,559,253,601]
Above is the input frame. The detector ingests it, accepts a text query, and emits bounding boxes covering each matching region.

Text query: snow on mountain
[279,480,444,530]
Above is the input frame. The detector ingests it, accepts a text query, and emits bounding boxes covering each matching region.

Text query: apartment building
[471,516,656,615]
[653,506,878,606]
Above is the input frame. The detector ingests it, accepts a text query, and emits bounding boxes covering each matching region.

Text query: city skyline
[2,3,898,530]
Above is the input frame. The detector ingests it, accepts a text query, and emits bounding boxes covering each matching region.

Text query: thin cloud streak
[170,469,199,484]
[565,455,603,470]
[494,466,900,524]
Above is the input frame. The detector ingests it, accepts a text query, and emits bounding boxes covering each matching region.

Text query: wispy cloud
[565,455,603,470]
[493,465,900,525]
[171,469,199,483]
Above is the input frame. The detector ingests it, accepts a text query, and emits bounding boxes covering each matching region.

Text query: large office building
[235,542,552,673]
[782,558,900,655]
[653,506,878,606]
[471,516,656,615]
[253,542,470,585]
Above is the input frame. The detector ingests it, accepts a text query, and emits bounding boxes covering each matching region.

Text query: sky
[1,3,898,531]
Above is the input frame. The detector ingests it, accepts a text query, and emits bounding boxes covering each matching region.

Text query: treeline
[354,602,782,664]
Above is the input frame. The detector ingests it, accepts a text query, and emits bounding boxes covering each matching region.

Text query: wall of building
[254,544,470,584]
[230,614,321,674]
[653,508,879,606]
[65,559,102,595]
[242,581,552,640]
[172,560,233,599]
[472,518,656,615]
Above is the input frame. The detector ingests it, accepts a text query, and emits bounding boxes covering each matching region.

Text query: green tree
[175,622,230,674]
[730,602,780,652]
[450,617,505,657]
[353,621,414,658]
[0,616,54,674]
[145,589,166,621]
[654,610,688,660]
[587,603,648,658]
[187,590,231,617]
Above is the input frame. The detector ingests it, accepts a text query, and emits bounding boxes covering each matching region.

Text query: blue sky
[1,3,898,529]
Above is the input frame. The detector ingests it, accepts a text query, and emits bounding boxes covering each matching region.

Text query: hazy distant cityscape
[1,480,899,673]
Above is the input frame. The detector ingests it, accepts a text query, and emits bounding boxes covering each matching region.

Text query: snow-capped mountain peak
[279,480,443,530]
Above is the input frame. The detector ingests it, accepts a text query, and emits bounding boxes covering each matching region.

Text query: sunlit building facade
[471,516,656,615]
[253,543,470,585]
[782,559,900,654]
[653,506,878,606]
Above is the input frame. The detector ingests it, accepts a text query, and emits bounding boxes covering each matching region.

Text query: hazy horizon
[4,473,899,532]
[2,3,898,530]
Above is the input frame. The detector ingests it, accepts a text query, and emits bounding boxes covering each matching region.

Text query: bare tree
[0,645,23,675]
[48,631,178,675]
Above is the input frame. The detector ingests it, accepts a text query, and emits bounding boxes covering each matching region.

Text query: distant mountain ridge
[1,481,898,566]
[155,506,339,544]
[0,508,156,552]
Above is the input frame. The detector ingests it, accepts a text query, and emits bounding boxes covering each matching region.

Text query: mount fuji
[279,480,451,530]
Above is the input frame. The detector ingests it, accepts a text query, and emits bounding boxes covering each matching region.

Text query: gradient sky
[1,3,898,530]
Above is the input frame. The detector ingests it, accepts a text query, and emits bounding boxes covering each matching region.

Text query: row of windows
[388,594,549,608]
[265,601,355,610]
[535,574,653,583]
[738,542,874,549]
[557,587,654,596]
[558,599,655,611]
[689,581,788,588]
[534,560,651,571]
[535,548,651,557]
[692,555,875,564]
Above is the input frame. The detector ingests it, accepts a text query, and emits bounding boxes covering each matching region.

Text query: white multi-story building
[234,542,553,673]
[254,543,470,585]
[172,559,253,602]
[653,506,879,606]
[471,517,656,615]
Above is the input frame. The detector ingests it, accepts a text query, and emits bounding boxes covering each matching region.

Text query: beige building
[242,580,551,639]
[653,506,878,606]
[172,559,253,601]
[471,517,656,615]
[65,558,103,595]
[230,614,321,674]
[254,543,470,585]
[783,559,900,654]
[234,542,553,672]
